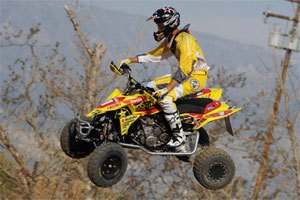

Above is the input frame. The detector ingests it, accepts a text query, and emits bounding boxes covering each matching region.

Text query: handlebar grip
[120,64,131,75]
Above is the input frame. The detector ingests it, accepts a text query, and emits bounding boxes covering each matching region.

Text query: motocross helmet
[147,7,180,42]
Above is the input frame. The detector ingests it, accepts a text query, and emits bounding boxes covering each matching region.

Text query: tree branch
[284,94,300,198]
[64,5,94,59]
[0,125,32,185]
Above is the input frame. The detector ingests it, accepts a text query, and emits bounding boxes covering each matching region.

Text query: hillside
[1,1,276,92]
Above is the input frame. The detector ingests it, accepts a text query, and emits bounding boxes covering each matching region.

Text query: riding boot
[165,111,186,148]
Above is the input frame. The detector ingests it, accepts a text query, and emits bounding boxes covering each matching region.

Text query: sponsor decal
[196,89,212,96]
[98,97,125,108]
[210,110,233,118]
[100,99,113,106]
[207,105,215,111]
[97,99,114,108]
[124,96,145,105]
[125,115,138,122]
[121,115,139,126]
[108,103,121,109]
[136,101,153,110]
[129,97,143,105]
[190,79,200,90]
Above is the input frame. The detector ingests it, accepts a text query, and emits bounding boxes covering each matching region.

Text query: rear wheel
[60,118,94,158]
[88,143,128,187]
[193,148,235,190]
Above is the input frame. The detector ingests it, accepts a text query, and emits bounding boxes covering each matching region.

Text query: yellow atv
[60,62,241,190]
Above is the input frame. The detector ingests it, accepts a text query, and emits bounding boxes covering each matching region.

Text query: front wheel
[60,118,94,158]
[193,148,235,190]
[88,143,128,187]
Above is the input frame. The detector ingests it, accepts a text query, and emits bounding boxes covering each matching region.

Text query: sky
[81,0,298,48]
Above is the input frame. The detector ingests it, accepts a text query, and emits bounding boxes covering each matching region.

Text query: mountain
[1,1,278,90]
[1,1,299,111]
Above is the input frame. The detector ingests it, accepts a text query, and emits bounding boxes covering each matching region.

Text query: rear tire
[88,143,128,187]
[193,148,235,190]
[60,118,94,158]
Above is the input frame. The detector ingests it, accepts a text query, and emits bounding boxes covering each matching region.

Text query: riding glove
[118,59,131,68]
[153,87,169,99]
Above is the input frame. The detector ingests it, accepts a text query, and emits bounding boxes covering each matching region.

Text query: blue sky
[81,0,298,48]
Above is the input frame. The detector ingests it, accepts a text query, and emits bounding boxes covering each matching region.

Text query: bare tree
[0,22,90,199]
[284,87,300,197]
[62,5,116,114]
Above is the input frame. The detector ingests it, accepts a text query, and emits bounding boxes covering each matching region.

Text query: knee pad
[158,96,177,114]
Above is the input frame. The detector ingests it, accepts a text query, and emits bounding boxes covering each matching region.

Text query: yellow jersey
[138,31,206,77]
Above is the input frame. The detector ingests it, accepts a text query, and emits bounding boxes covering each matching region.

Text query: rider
[118,7,209,151]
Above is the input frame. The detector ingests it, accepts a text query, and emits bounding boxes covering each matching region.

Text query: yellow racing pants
[148,70,208,114]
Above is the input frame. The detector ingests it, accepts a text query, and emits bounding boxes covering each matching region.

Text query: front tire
[60,118,94,158]
[193,148,235,190]
[88,143,128,187]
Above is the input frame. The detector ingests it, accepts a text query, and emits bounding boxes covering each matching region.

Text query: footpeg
[175,142,190,153]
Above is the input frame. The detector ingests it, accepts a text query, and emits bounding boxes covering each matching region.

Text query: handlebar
[127,74,155,94]
[109,61,156,96]
[119,64,131,75]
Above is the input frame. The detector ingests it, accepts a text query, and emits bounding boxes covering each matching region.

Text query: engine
[138,116,169,148]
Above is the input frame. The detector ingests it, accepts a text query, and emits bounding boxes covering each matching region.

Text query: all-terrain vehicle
[60,61,241,190]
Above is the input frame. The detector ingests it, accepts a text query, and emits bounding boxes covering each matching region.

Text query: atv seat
[175,98,213,114]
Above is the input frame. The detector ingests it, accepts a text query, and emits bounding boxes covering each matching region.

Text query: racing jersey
[138,31,207,77]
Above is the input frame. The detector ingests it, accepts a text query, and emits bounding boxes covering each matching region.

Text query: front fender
[105,88,122,101]
[86,89,146,118]
[86,89,124,117]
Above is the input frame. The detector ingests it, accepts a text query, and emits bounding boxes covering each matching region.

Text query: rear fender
[192,102,241,130]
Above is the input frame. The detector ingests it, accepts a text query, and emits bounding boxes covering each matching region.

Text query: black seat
[175,98,213,114]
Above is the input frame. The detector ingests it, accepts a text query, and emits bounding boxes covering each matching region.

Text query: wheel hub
[207,161,227,182]
[101,156,122,179]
